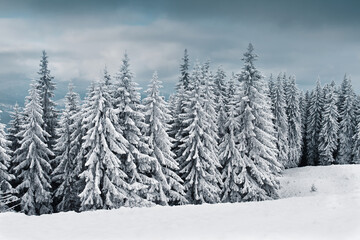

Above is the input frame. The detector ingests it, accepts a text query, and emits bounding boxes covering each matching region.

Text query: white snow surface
[1,164,359,240]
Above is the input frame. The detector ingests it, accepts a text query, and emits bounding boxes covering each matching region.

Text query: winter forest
[1,43,359,215]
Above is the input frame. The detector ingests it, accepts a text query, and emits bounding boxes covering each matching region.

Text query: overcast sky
[0,0,360,106]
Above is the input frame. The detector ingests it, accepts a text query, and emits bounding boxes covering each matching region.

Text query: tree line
[0,44,359,215]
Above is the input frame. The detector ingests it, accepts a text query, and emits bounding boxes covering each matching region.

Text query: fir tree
[299,91,306,144]
[68,82,98,211]
[114,53,157,206]
[103,67,112,87]
[178,62,222,204]
[7,103,23,185]
[179,49,191,91]
[318,84,339,165]
[353,95,360,164]
[352,121,360,164]
[170,50,192,160]
[213,66,227,141]
[300,90,310,166]
[337,75,356,164]
[13,83,53,215]
[268,74,276,114]
[217,96,227,142]
[144,71,187,205]
[227,72,237,103]
[220,104,244,203]
[7,103,22,153]
[79,81,134,211]
[354,95,360,127]
[52,83,82,212]
[201,61,220,161]
[0,117,17,211]
[282,73,289,102]
[285,76,302,168]
[213,66,227,104]
[306,79,323,166]
[272,74,289,168]
[36,51,57,151]
[234,44,281,201]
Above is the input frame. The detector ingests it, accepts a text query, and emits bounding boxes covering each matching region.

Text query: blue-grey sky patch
[0,0,360,122]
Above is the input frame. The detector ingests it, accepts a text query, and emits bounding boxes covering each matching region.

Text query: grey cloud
[1,0,360,28]
[0,0,360,112]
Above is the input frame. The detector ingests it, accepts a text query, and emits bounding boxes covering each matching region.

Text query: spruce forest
[1,43,359,215]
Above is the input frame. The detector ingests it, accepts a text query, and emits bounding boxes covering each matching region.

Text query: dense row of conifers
[0,44,358,215]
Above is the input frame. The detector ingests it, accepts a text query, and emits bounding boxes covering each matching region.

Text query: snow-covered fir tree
[103,67,112,87]
[217,96,227,142]
[52,83,82,212]
[0,116,16,211]
[36,51,57,151]
[268,74,276,113]
[299,91,306,144]
[179,49,191,91]
[13,83,53,215]
[168,94,177,116]
[352,121,360,164]
[306,79,323,165]
[220,103,244,203]
[213,66,227,104]
[166,93,177,136]
[143,71,187,205]
[337,75,356,164]
[354,95,360,126]
[213,66,227,141]
[178,62,222,204]
[170,50,192,160]
[285,76,302,168]
[67,82,98,211]
[78,79,137,211]
[272,74,289,168]
[353,95,360,164]
[6,103,23,185]
[300,90,310,166]
[227,73,236,101]
[200,61,221,165]
[113,53,157,206]
[318,84,339,165]
[7,104,22,153]
[234,43,281,201]
[282,73,289,102]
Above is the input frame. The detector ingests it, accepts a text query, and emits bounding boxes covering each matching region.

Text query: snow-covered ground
[1,165,359,240]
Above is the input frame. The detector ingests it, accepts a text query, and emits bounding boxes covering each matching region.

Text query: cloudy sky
[0,0,360,107]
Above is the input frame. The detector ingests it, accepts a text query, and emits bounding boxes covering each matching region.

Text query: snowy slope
[1,165,359,240]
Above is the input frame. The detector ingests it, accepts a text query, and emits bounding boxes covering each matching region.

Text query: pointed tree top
[152,70,158,80]
[346,74,352,82]
[102,66,111,86]
[180,49,190,71]
[40,50,48,65]
[122,52,130,66]
[289,75,296,84]
[247,43,254,52]
[150,70,160,86]
[67,82,75,92]
[242,43,258,63]
[316,77,321,86]
[184,49,188,57]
